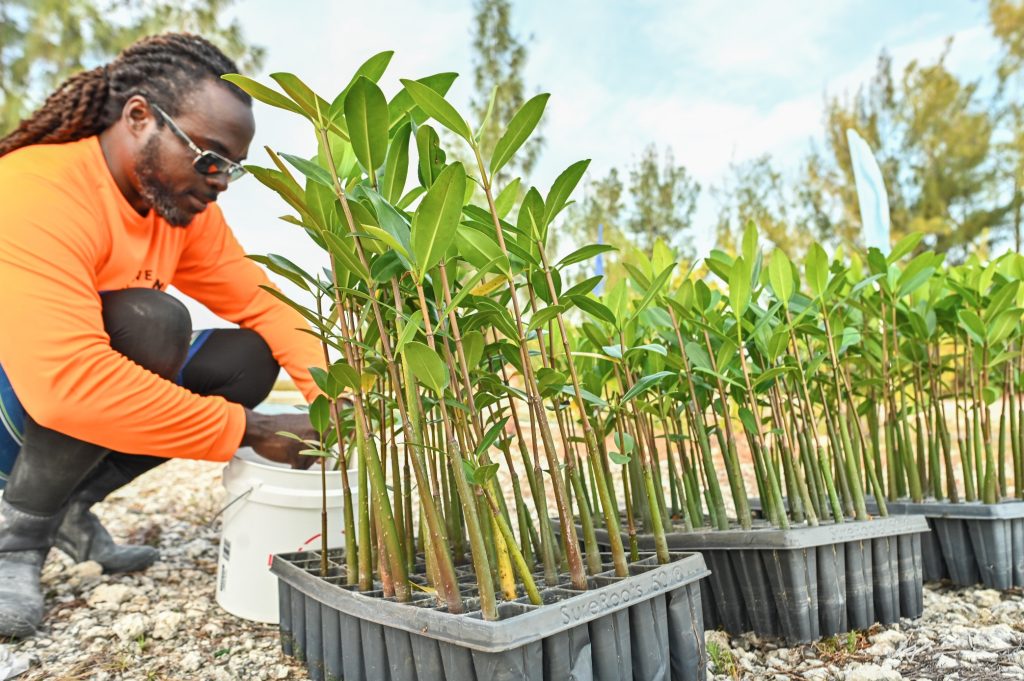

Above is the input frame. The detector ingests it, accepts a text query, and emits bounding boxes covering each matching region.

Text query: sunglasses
[149,102,247,182]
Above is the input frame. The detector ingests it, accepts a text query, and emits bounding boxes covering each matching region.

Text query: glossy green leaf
[490,93,549,176]
[558,244,617,269]
[494,178,521,219]
[381,123,412,204]
[343,77,389,177]
[222,74,306,117]
[280,153,334,189]
[309,395,331,434]
[411,163,467,281]
[402,341,449,394]
[543,160,590,229]
[805,243,829,298]
[399,78,473,141]
[620,371,675,404]
[570,295,616,325]
[768,249,796,307]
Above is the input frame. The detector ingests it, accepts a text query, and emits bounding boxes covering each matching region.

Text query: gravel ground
[5,457,1024,680]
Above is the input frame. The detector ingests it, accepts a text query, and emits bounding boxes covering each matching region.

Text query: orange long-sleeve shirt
[0,136,323,462]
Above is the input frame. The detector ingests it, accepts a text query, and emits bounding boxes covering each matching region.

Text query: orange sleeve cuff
[204,402,247,462]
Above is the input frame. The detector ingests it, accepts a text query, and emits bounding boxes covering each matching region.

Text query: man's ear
[122,95,156,139]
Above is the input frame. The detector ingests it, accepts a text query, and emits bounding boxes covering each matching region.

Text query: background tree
[802,48,1007,260]
[0,0,264,135]
[626,144,700,257]
[714,154,815,256]
[469,0,542,185]
[990,0,1024,251]
[561,146,700,273]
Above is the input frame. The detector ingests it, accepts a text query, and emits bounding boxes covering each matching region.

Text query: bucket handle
[209,482,261,526]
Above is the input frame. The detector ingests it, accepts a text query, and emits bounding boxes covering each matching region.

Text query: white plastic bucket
[216,446,353,623]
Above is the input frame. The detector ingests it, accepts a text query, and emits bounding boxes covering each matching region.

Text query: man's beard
[136,137,194,227]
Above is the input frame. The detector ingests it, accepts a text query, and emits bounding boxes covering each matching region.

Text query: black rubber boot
[54,460,160,573]
[0,500,63,637]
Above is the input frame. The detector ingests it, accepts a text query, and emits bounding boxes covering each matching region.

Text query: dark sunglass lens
[193,153,220,175]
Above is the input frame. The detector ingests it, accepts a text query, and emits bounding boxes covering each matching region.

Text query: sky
[180,0,1001,327]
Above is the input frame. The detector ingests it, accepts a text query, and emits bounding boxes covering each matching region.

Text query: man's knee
[100,289,191,380]
[182,329,279,408]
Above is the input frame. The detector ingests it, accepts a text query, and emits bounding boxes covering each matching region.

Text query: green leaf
[475,417,509,457]
[344,77,389,175]
[608,451,631,465]
[895,252,936,299]
[380,123,412,205]
[752,366,793,389]
[558,244,617,269]
[441,257,506,316]
[309,367,340,399]
[683,342,713,372]
[395,310,423,353]
[543,160,590,229]
[475,462,500,485]
[475,86,499,141]
[280,153,334,189]
[729,255,752,319]
[805,243,829,298]
[456,227,509,273]
[490,93,550,176]
[741,221,759,265]
[620,371,675,404]
[329,362,361,392]
[737,407,759,436]
[388,72,458,131]
[888,233,923,263]
[494,178,521,219]
[399,78,473,142]
[563,276,603,299]
[247,254,312,292]
[463,330,485,369]
[988,309,1021,346]
[402,341,449,394]
[625,343,668,358]
[309,395,331,435]
[270,72,331,124]
[958,309,986,346]
[330,50,394,120]
[415,125,445,188]
[410,163,467,281]
[560,384,608,408]
[630,263,675,322]
[528,304,565,332]
[570,295,617,326]
[221,74,306,117]
[613,431,636,454]
[768,249,796,307]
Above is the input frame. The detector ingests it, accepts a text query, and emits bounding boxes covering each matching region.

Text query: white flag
[846,129,891,255]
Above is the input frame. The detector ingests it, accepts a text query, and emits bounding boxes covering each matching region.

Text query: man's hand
[241,409,319,470]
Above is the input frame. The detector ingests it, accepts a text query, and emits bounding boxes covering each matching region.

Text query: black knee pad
[181,329,280,408]
[100,289,192,380]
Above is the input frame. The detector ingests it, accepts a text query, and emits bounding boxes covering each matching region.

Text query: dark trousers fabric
[4,289,278,516]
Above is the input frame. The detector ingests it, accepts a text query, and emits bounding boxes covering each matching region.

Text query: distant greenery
[0,0,263,135]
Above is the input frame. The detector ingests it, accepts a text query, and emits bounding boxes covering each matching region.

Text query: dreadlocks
[0,33,251,158]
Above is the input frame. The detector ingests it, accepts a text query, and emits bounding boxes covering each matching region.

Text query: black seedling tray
[272,548,710,681]
[588,516,928,645]
[869,499,1024,590]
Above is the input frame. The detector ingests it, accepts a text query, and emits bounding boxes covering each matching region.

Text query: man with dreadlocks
[0,33,326,637]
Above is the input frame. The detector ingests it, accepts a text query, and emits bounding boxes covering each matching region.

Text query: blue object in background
[847,129,891,256]
[594,223,605,295]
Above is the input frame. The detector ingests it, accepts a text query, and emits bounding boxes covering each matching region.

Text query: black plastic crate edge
[592,516,930,551]
[270,551,709,654]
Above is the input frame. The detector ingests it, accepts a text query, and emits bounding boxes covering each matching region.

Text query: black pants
[4,289,279,516]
